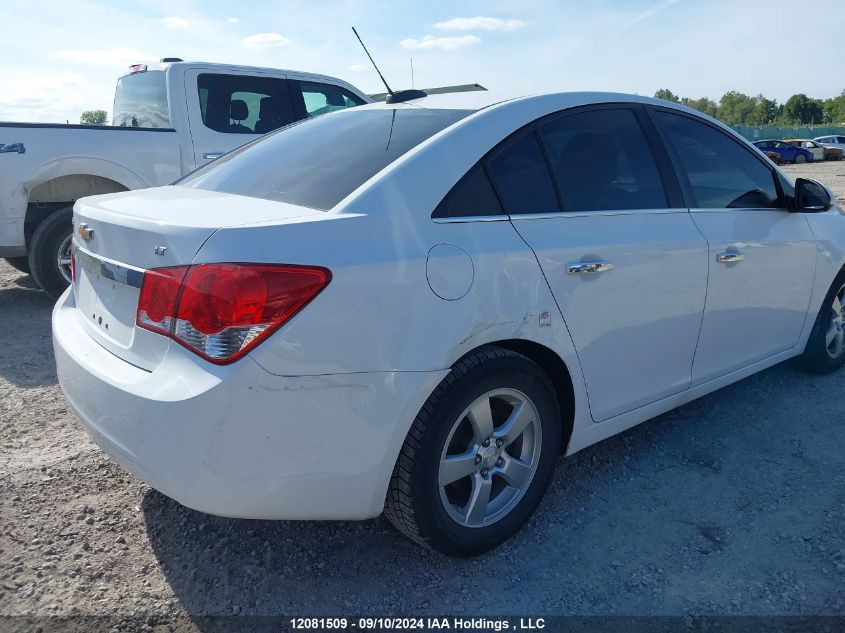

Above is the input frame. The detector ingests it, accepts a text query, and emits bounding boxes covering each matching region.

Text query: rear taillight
[136,263,330,364]
[70,247,76,283]
[136,266,189,335]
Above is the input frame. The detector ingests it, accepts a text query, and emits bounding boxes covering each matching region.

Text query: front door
[651,109,816,383]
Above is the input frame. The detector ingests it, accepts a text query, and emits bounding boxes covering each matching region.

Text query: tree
[654,88,680,103]
[751,96,778,125]
[822,92,845,124]
[680,96,718,118]
[80,110,108,125]
[717,91,756,126]
[782,94,824,124]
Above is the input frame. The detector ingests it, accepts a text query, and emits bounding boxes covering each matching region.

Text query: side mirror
[794,178,832,212]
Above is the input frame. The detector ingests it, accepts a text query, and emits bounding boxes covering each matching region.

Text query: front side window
[113,71,170,128]
[196,74,295,134]
[180,108,471,210]
[654,111,780,209]
[538,108,668,212]
[295,81,366,117]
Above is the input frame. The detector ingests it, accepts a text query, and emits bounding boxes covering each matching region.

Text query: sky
[1,0,843,123]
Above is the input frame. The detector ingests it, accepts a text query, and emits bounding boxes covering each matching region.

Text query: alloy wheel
[56,234,73,284]
[826,284,845,358]
[438,388,542,528]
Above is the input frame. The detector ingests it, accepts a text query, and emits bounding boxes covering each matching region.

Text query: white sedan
[54,91,843,557]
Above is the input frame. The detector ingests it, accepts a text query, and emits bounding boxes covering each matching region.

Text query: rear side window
[654,111,780,209]
[197,74,295,134]
[433,164,502,218]
[295,81,366,117]
[539,108,667,212]
[113,71,170,128]
[180,108,471,210]
[486,132,560,214]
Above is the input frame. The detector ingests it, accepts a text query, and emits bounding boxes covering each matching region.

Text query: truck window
[113,71,171,128]
[294,81,367,117]
[197,73,296,134]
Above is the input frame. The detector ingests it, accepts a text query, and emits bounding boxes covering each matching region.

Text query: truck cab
[0,60,369,297]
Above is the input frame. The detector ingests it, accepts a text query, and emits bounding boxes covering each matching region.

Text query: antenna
[352,26,394,96]
[410,58,414,89]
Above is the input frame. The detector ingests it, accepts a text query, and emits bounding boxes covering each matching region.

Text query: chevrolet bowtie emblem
[78,223,94,240]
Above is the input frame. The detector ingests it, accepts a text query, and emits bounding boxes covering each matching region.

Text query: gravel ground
[1,162,844,629]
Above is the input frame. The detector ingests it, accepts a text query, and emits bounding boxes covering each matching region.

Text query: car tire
[28,206,73,300]
[384,347,562,556]
[795,153,807,164]
[2,256,30,274]
[797,270,845,374]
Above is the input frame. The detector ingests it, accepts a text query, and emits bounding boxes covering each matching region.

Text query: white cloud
[227,17,239,23]
[243,32,291,50]
[2,73,86,101]
[161,16,190,28]
[54,49,156,65]
[434,17,525,32]
[400,35,481,51]
[347,64,367,72]
[625,0,681,28]
[0,73,101,123]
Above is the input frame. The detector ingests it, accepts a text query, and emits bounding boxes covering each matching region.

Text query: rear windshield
[113,71,170,128]
[178,108,471,210]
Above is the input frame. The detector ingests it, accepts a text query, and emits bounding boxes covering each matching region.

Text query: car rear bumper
[52,288,446,520]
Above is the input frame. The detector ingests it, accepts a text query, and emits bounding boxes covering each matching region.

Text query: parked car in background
[785,138,843,161]
[0,60,369,297]
[752,140,814,164]
[762,150,782,165]
[54,91,843,557]
[814,135,845,153]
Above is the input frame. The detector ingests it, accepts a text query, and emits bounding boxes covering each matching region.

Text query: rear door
[500,105,708,421]
[183,70,296,167]
[650,108,816,384]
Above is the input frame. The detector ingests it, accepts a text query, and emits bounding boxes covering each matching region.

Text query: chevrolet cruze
[53,91,843,556]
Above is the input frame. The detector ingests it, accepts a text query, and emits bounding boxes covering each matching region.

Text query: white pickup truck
[0,59,369,297]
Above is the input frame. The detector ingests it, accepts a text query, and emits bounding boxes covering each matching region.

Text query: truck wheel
[28,206,73,299]
[2,257,30,274]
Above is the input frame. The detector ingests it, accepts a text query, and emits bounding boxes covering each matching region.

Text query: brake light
[136,263,331,364]
[70,247,76,283]
[137,266,189,335]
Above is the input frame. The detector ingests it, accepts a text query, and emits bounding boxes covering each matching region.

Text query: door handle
[567,262,614,275]
[717,252,746,264]
[203,152,223,160]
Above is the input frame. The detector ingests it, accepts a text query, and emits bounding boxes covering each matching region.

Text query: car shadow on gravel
[0,272,58,387]
[142,361,845,621]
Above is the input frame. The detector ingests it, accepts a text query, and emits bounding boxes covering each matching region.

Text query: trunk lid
[72,186,324,370]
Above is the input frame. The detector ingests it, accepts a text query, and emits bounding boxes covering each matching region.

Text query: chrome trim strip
[74,243,145,289]
[509,208,687,220]
[432,214,509,224]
